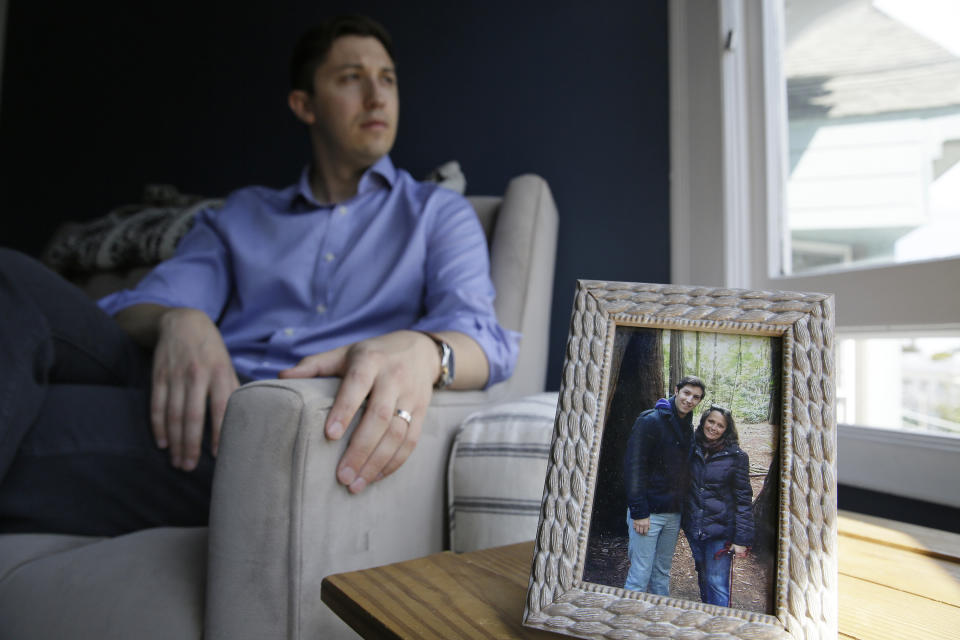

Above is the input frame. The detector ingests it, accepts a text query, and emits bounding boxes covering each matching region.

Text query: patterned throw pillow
[42,161,468,275]
[447,392,558,553]
[42,185,223,274]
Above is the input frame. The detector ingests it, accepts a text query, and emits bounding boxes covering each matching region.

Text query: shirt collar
[293,155,397,208]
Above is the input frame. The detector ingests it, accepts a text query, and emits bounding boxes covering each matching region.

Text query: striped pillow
[447,392,559,553]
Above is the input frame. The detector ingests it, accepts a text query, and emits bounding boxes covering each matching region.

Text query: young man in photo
[622,375,706,594]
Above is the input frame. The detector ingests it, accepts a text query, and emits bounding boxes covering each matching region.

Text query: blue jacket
[683,442,755,546]
[623,397,694,520]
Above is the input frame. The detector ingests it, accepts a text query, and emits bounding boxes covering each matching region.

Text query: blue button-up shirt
[99,156,519,386]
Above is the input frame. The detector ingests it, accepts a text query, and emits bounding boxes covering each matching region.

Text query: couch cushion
[447,392,558,553]
[0,527,206,640]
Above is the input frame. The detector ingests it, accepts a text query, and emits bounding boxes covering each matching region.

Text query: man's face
[674,384,704,418]
[299,35,398,170]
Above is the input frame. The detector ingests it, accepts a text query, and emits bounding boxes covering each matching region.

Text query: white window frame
[670,0,960,508]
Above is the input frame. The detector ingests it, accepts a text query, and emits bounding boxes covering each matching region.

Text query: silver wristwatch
[421,332,455,389]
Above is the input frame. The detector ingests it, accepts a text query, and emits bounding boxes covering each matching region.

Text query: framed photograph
[523,281,837,640]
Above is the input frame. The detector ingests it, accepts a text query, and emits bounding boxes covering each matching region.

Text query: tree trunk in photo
[603,330,631,424]
[768,338,782,425]
[587,328,664,539]
[669,330,684,392]
[637,330,665,409]
[751,453,780,616]
[695,332,702,379]
[711,333,719,404]
[733,335,743,399]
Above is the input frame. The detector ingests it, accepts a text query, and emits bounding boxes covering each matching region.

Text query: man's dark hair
[289,15,395,92]
[696,405,739,446]
[675,375,706,395]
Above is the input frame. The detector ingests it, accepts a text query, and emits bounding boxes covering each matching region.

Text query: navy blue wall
[0,1,670,390]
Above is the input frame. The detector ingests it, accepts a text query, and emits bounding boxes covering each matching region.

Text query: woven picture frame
[523,280,837,639]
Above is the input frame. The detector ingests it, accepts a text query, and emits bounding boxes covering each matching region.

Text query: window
[783,0,960,276]
[838,333,960,437]
[669,0,960,507]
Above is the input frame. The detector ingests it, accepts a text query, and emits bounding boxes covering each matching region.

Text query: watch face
[438,340,454,389]
[446,344,455,384]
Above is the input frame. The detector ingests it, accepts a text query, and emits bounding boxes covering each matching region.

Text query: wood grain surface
[322,543,556,639]
[322,511,960,639]
[837,512,960,640]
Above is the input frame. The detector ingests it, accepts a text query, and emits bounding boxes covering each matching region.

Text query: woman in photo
[682,405,754,608]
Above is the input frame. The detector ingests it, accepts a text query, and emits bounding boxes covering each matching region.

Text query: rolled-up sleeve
[410,189,520,387]
[98,207,232,322]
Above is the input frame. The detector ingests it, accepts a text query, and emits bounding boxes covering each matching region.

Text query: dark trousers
[0,248,214,536]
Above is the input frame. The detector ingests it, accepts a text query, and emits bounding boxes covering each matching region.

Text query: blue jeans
[624,510,681,595]
[686,535,733,607]
[0,249,215,535]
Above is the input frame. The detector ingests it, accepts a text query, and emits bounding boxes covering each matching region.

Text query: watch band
[420,332,455,389]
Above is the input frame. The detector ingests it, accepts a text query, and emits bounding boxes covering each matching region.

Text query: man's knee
[0,247,63,302]
[0,247,43,274]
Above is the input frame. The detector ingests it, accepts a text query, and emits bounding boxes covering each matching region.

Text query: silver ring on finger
[394,408,413,425]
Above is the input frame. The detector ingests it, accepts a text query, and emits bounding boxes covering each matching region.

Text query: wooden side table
[321,510,960,639]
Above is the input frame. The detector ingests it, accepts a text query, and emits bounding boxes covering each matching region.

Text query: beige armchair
[0,175,558,640]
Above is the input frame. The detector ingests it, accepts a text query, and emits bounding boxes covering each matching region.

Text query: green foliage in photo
[661,330,777,424]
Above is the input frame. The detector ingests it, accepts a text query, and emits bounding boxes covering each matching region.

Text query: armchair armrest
[203,378,499,639]
[487,175,558,397]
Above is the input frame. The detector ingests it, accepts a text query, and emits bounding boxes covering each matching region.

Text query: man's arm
[624,416,654,533]
[103,204,238,471]
[275,194,496,493]
[278,328,488,493]
[115,304,239,471]
[281,190,512,494]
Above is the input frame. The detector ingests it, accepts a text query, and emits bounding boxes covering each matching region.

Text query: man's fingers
[633,519,650,536]
[344,388,426,493]
[348,411,415,492]
[278,347,346,379]
[376,410,421,480]
[165,383,186,469]
[180,372,209,471]
[326,356,380,440]
[336,371,401,490]
[150,378,169,449]
[149,307,239,470]
[356,392,422,488]
[209,371,239,456]
[279,347,358,439]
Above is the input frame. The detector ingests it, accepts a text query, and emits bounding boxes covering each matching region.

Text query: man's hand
[632,517,650,536]
[279,330,440,493]
[151,308,239,470]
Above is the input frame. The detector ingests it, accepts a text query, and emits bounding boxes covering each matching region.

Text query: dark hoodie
[623,396,695,520]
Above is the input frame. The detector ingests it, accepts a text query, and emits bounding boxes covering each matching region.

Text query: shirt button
[337,205,348,216]
[324,252,335,262]
[316,304,327,314]
[284,328,294,336]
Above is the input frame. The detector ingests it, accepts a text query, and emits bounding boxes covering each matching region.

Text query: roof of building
[786,1,960,119]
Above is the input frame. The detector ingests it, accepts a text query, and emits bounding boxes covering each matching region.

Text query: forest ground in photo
[583,422,778,615]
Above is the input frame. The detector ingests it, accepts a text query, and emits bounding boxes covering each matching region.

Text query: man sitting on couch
[0,15,518,536]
